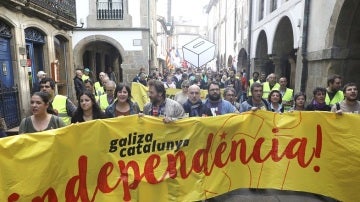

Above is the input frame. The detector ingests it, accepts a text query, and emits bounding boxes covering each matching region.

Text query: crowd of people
[1,66,358,136]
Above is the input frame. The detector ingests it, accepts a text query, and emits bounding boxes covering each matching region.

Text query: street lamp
[166,23,171,33]
[165,22,173,36]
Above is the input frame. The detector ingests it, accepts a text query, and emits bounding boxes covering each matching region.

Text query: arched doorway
[81,41,123,82]
[25,27,45,92]
[237,48,248,73]
[0,20,20,128]
[54,35,70,96]
[330,0,360,88]
[272,16,295,87]
[74,37,124,84]
[255,30,273,75]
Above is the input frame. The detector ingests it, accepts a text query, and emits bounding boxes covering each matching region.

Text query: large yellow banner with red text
[0,111,359,201]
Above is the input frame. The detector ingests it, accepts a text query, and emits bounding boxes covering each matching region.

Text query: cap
[37,71,47,77]
[84,68,91,72]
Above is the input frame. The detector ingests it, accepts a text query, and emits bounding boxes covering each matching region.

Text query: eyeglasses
[40,85,51,89]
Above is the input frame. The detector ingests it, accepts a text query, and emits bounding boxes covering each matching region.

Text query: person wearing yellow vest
[82,68,91,81]
[84,79,100,102]
[279,77,294,110]
[262,73,280,99]
[39,78,76,125]
[325,74,344,106]
[247,71,261,96]
[98,80,116,111]
[94,72,106,96]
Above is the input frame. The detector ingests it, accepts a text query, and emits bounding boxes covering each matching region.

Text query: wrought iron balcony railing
[28,0,76,23]
[97,1,123,20]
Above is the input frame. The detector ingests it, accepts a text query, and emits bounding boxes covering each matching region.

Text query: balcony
[0,0,77,29]
[97,1,123,20]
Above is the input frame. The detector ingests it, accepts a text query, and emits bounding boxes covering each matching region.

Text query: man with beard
[240,82,270,112]
[183,84,212,117]
[142,80,184,123]
[224,70,242,102]
[331,83,360,114]
[204,82,237,116]
[325,74,344,106]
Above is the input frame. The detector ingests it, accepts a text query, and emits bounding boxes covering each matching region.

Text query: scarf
[189,100,203,117]
[312,100,326,110]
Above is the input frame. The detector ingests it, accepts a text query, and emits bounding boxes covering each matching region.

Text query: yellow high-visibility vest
[325,91,344,105]
[262,82,280,99]
[52,95,71,125]
[99,94,112,111]
[82,75,89,81]
[94,81,104,96]
[282,88,294,102]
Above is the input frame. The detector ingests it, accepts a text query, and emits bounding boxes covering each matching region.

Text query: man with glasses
[98,80,116,111]
[204,82,237,116]
[40,78,76,125]
[223,87,241,111]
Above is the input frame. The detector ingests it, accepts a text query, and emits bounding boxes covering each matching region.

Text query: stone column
[271,56,281,76]
[253,58,265,73]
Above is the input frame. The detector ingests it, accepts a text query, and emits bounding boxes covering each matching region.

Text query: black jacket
[73,76,85,98]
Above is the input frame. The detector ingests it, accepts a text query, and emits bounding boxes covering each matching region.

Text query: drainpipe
[224,0,227,69]
[247,0,253,80]
[300,0,310,92]
[148,0,151,73]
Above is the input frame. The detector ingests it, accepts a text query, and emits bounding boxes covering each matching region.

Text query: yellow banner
[1,111,359,201]
[131,82,150,111]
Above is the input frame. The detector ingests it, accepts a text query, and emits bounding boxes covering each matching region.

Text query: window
[259,0,264,21]
[97,0,124,20]
[270,0,277,12]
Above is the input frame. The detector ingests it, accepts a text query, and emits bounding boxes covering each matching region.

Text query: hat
[37,71,47,77]
[84,68,91,72]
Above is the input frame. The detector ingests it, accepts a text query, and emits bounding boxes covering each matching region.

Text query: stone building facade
[0,0,76,128]
[206,0,360,98]
[73,0,158,85]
